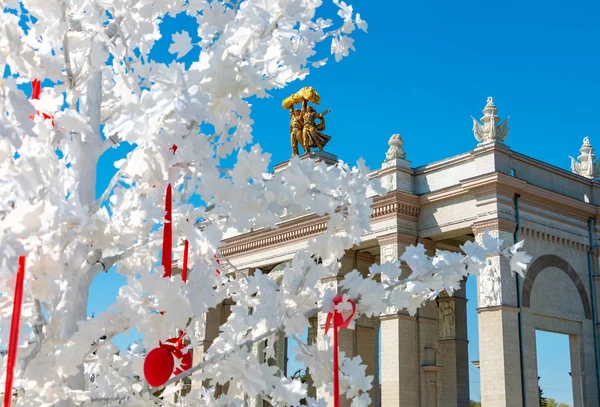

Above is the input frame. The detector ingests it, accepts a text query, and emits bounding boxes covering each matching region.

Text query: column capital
[377,232,417,247]
[471,218,516,235]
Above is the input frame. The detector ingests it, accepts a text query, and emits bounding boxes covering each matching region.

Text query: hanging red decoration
[31,79,42,99]
[182,239,189,283]
[162,184,173,278]
[324,295,356,407]
[4,256,26,407]
[143,331,191,387]
[143,346,175,387]
[215,255,221,275]
[162,331,192,375]
[28,79,54,125]
[146,144,196,387]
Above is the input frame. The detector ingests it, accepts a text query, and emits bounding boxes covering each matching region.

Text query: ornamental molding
[471,218,517,235]
[371,191,420,220]
[476,304,520,314]
[377,232,418,247]
[519,226,589,253]
[220,214,328,257]
[221,192,420,259]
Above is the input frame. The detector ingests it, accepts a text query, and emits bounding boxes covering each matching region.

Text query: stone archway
[522,254,592,319]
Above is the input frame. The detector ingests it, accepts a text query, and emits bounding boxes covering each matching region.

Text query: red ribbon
[182,239,189,283]
[28,79,54,125]
[31,79,41,99]
[4,256,26,407]
[162,184,173,278]
[324,295,356,407]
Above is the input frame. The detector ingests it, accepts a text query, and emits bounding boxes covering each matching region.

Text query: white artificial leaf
[169,31,194,60]
[54,110,93,134]
[355,13,368,32]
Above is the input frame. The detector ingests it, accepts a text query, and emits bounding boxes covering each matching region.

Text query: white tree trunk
[56,71,103,405]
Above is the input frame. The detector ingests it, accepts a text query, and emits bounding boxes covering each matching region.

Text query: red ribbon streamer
[324,295,356,407]
[29,79,54,124]
[31,79,41,99]
[162,184,173,278]
[4,256,26,407]
[182,239,189,283]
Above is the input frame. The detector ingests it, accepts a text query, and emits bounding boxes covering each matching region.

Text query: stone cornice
[476,304,520,314]
[368,163,414,179]
[471,218,517,235]
[379,312,416,321]
[519,226,589,252]
[510,150,595,187]
[219,168,597,260]
[220,214,328,257]
[371,190,420,220]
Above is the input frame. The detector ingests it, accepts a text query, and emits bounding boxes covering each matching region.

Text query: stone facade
[191,98,600,406]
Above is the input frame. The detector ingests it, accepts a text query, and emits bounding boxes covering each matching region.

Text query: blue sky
[13,0,598,403]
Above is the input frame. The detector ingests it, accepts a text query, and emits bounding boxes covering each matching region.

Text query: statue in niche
[438,301,455,340]
[480,259,502,307]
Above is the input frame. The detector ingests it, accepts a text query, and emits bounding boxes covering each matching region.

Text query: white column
[378,233,421,407]
[473,219,524,407]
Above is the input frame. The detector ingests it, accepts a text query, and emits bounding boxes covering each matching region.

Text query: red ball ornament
[144,346,175,387]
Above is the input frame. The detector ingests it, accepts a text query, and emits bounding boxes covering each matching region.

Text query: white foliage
[0,0,532,406]
[169,31,194,60]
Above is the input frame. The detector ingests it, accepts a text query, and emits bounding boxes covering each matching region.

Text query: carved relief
[381,244,398,263]
[479,259,502,307]
[381,174,396,191]
[438,301,455,340]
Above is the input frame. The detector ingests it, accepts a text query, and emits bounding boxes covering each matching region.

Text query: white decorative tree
[0,1,531,405]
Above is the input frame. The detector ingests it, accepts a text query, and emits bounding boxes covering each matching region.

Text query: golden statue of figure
[283,87,331,157]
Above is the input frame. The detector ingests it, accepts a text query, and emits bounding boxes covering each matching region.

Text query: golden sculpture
[283,87,331,157]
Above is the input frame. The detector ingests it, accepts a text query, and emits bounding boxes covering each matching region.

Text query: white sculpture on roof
[570,137,600,179]
[385,133,406,160]
[471,96,510,144]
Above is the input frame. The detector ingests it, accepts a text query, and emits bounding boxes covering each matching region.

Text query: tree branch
[61,2,75,89]
[101,134,121,153]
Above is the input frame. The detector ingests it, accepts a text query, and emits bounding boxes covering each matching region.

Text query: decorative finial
[471,96,510,144]
[385,134,406,160]
[283,86,331,157]
[570,137,599,179]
